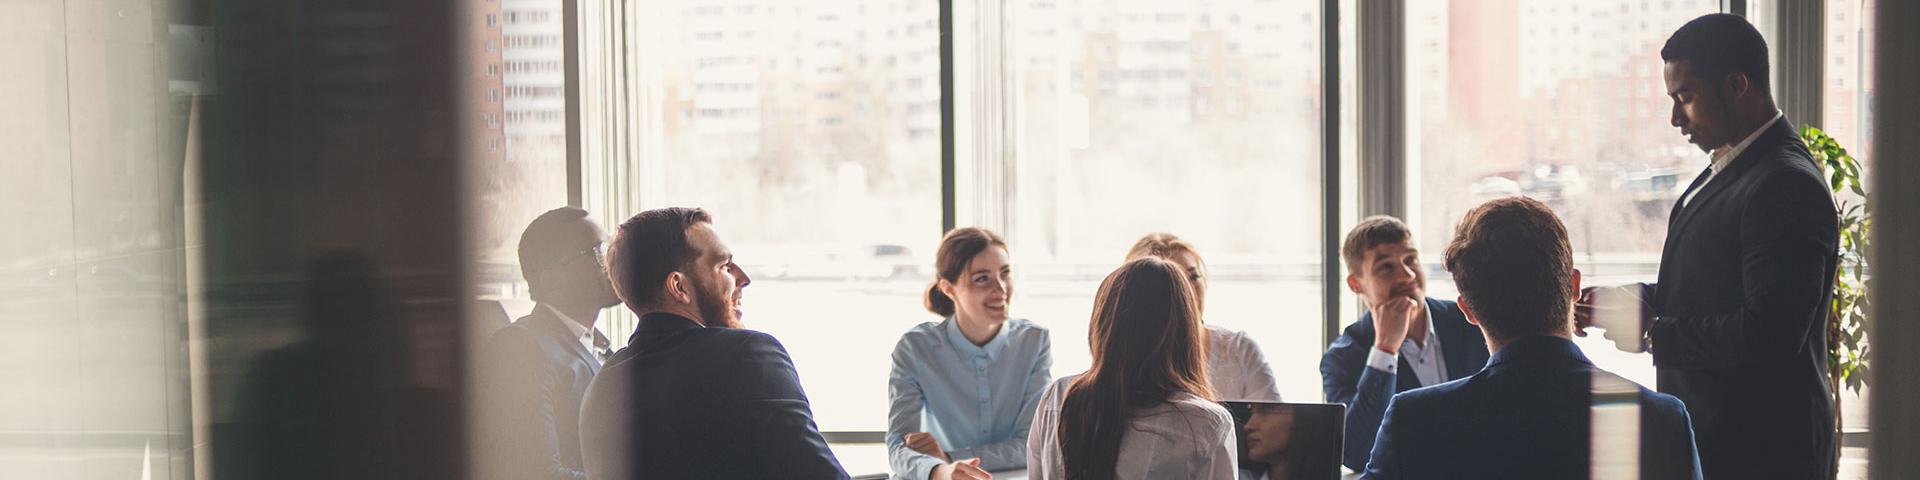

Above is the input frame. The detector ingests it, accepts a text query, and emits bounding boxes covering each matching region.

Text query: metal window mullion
[564,0,583,207]
[941,0,957,233]
[1320,0,1343,349]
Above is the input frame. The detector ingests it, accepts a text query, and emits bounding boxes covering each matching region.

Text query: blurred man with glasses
[477,207,622,480]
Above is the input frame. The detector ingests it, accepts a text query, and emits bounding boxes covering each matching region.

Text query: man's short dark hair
[519,206,592,299]
[606,207,712,311]
[1342,215,1414,273]
[1443,197,1575,341]
[1662,13,1771,93]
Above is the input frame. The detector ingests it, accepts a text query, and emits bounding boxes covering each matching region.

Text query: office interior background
[3,0,1917,478]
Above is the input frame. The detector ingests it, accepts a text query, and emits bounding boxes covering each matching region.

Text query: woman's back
[1028,376,1238,480]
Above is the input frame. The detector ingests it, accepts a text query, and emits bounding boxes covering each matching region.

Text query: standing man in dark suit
[580,207,851,480]
[1321,216,1490,472]
[1577,13,1840,479]
[477,206,621,480]
[1365,197,1701,480]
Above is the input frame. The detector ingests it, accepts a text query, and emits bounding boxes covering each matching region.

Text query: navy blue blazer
[1647,117,1839,479]
[1362,336,1702,480]
[1321,297,1489,472]
[579,312,849,480]
[476,307,601,480]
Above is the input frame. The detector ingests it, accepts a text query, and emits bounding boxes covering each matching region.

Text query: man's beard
[693,282,739,329]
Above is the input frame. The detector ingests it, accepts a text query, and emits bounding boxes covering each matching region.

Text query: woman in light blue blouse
[887,227,1052,480]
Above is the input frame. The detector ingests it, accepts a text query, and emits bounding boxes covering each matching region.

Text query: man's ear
[1458,297,1480,326]
[1726,72,1752,101]
[665,271,693,305]
[1345,273,1362,294]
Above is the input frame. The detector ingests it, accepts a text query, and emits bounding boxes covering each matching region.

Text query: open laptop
[1220,402,1345,480]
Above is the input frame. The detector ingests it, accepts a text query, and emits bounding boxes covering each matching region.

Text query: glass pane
[0,1,190,477]
[1825,0,1874,169]
[471,0,572,316]
[1406,0,1722,387]
[616,0,943,434]
[1825,0,1874,438]
[996,0,1328,404]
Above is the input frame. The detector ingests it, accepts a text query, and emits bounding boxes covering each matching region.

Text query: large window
[1405,0,1723,386]
[990,0,1330,403]
[603,0,943,434]
[569,0,1877,476]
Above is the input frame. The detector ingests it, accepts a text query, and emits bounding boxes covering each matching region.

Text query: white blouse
[1205,325,1282,402]
[1027,376,1238,480]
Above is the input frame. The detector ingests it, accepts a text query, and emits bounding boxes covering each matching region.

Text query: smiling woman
[887,227,1051,480]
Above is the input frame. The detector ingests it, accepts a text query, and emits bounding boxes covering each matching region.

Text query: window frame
[551,0,1878,443]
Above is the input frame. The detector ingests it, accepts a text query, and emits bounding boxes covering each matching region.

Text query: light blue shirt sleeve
[887,336,947,480]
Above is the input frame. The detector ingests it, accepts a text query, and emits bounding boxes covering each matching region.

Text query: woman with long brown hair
[1125,233,1282,402]
[1026,257,1237,479]
[888,227,1050,480]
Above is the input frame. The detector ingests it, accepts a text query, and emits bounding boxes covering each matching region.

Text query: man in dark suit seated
[580,207,849,480]
[476,207,620,480]
[1577,14,1841,479]
[1363,197,1702,480]
[1321,216,1490,472]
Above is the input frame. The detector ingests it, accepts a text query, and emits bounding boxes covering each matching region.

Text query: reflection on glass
[1,0,192,477]
[1225,402,1342,480]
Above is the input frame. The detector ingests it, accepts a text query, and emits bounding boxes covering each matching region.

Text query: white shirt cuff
[1366,347,1399,374]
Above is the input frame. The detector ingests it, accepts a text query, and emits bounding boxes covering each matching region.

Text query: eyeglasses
[533,244,605,283]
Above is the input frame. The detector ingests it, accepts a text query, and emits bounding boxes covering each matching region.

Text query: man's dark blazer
[1647,117,1840,479]
[1362,336,1702,480]
[1321,297,1490,472]
[477,306,602,480]
[579,312,849,480]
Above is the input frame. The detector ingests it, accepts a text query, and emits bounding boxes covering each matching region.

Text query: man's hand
[904,432,951,462]
[1573,286,1604,336]
[1371,296,1420,354]
[931,458,991,480]
[1576,284,1651,352]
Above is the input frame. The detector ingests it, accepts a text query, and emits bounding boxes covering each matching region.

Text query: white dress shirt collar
[1683,110,1782,208]
[545,304,604,363]
[1709,110,1783,175]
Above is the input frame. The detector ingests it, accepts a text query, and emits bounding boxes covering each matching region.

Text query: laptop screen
[1220,402,1345,480]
